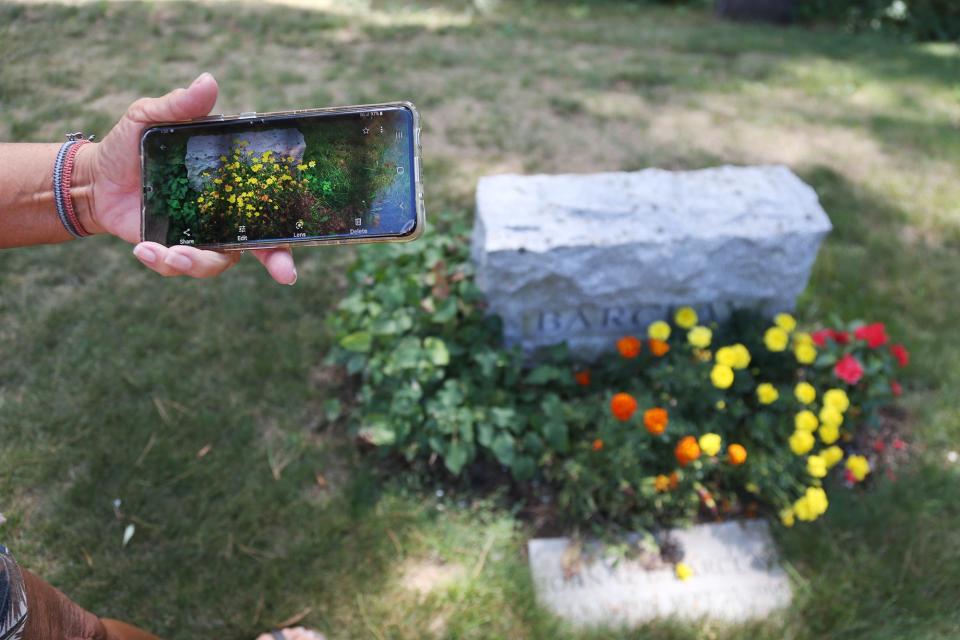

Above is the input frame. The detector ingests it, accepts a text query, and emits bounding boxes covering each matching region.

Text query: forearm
[0,142,98,249]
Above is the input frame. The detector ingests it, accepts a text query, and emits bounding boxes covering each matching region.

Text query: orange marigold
[654,474,671,492]
[643,407,669,435]
[648,338,671,357]
[675,436,701,467]
[669,471,680,489]
[574,370,591,386]
[727,443,747,465]
[592,438,604,451]
[610,392,638,421]
[617,335,642,359]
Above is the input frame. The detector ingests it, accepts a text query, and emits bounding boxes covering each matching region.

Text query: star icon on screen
[362,127,370,135]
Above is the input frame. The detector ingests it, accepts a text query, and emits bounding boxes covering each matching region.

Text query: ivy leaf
[340,331,372,353]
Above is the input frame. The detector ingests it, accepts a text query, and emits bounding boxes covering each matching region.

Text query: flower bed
[328,225,910,533]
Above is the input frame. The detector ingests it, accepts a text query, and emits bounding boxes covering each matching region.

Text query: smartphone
[139,102,424,250]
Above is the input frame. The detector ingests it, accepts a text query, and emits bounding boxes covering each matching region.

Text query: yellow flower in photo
[789,430,815,455]
[248,177,259,185]
[764,326,789,352]
[807,454,827,478]
[674,306,698,329]
[819,406,843,429]
[675,562,693,581]
[266,177,276,186]
[822,445,844,468]
[687,326,712,349]
[225,185,233,192]
[824,389,850,413]
[219,155,228,162]
[793,331,814,346]
[228,194,236,204]
[197,196,204,203]
[308,159,317,168]
[794,410,819,432]
[819,422,840,445]
[297,164,308,171]
[729,344,751,369]
[794,486,828,521]
[251,163,262,172]
[648,320,671,341]
[698,433,722,457]
[710,364,734,389]
[716,346,736,368]
[846,455,870,481]
[794,382,816,405]
[794,341,817,365]
[780,507,795,528]
[213,178,222,184]
[695,348,712,362]
[775,313,797,333]
[757,383,779,405]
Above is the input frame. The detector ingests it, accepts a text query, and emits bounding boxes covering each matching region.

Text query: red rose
[890,344,909,368]
[834,353,865,385]
[811,329,831,347]
[833,330,850,345]
[854,322,888,348]
[890,380,902,396]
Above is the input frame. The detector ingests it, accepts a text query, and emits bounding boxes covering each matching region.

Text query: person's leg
[20,568,160,640]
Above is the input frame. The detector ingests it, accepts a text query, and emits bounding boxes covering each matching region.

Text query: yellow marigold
[794,486,829,522]
[675,306,698,329]
[675,562,693,581]
[794,382,816,405]
[716,346,737,368]
[846,455,870,481]
[823,388,850,413]
[727,443,747,465]
[729,344,751,369]
[698,433,722,457]
[807,454,827,478]
[794,342,817,365]
[648,320,671,341]
[308,159,317,168]
[780,507,795,528]
[687,326,712,349]
[224,185,233,192]
[789,430,815,455]
[794,410,819,432]
[297,164,308,171]
[757,383,779,405]
[197,196,204,203]
[764,326,789,352]
[775,313,797,333]
[228,194,236,204]
[819,406,843,429]
[710,364,734,389]
[654,474,671,492]
[822,445,844,468]
[819,422,840,445]
[248,177,259,185]
[794,331,814,346]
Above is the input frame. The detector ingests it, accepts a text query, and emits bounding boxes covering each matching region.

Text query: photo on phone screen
[140,104,420,249]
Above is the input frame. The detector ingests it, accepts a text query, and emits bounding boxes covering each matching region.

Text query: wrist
[71,143,103,236]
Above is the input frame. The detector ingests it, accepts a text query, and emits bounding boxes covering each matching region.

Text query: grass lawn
[2,1,960,638]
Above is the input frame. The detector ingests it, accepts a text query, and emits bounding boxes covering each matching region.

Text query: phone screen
[141,105,418,248]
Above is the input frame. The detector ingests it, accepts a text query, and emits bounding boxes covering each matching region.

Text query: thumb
[125,72,219,125]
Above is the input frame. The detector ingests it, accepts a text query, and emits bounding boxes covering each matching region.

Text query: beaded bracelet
[53,132,95,238]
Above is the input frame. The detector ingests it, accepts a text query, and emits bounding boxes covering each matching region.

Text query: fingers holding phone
[132,241,241,279]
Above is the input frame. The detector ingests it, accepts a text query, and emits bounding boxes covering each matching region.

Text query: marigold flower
[728,344,751,369]
[819,422,840,445]
[822,445,844,468]
[574,370,591,386]
[794,486,828,521]
[710,364,734,389]
[616,335,642,359]
[648,338,670,357]
[757,383,779,405]
[823,388,850,413]
[675,435,701,466]
[698,433,722,457]
[794,342,817,365]
[687,326,712,349]
[644,407,669,435]
[890,344,909,367]
[846,454,870,481]
[727,443,747,465]
[610,392,638,421]
[819,406,843,429]
[854,322,888,348]
[592,438,604,451]
[780,507,795,528]
[764,326,789,352]
[789,430,815,455]
[834,353,864,385]
[794,382,816,405]
[807,455,827,478]
[674,306,698,329]
[775,313,797,333]
[675,562,693,581]
[648,320,671,342]
[654,474,671,492]
[795,410,819,432]
[669,471,680,489]
[716,346,737,368]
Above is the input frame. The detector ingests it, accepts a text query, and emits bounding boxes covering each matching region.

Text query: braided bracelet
[53,131,95,238]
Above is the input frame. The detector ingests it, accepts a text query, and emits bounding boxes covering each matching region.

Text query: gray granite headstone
[184,129,306,191]
[528,520,791,626]
[472,166,832,356]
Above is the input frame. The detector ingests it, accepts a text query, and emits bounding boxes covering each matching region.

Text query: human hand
[76,73,297,284]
